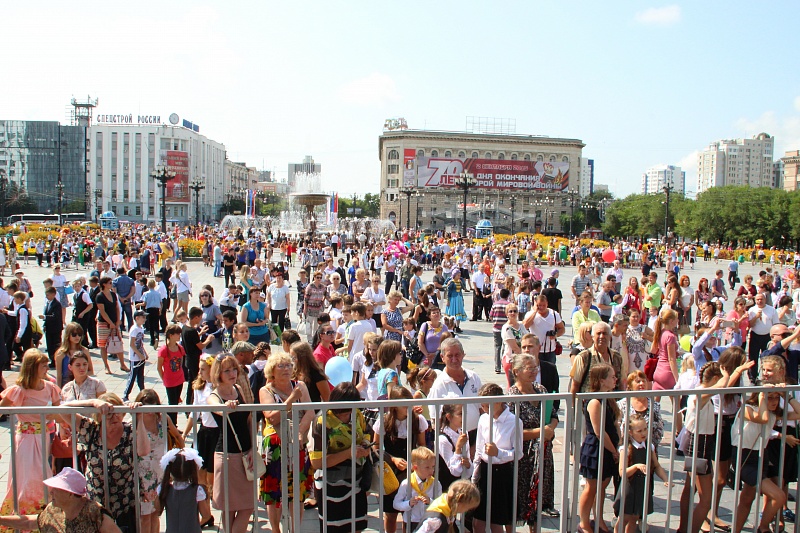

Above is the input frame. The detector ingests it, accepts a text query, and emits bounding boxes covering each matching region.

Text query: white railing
[2,385,799,532]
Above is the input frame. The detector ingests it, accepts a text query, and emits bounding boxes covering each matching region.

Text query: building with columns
[379,130,584,235]
[781,150,800,192]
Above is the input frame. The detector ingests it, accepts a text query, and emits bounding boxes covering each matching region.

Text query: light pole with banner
[455,172,477,238]
[151,165,176,232]
[189,180,205,225]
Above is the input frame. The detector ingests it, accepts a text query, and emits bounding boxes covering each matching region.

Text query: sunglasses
[70,332,82,337]
[276,363,294,369]
[507,310,518,314]
[322,330,336,336]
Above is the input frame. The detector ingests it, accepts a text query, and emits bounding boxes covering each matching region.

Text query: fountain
[218,171,397,238]
[289,172,330,236]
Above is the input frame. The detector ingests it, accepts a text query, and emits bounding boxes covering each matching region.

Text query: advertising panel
[403,149,416,187]
[160,150,190,203]
[415,156,569,191]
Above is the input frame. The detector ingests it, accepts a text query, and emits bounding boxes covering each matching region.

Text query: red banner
[161,150,190,203]
[403,149,416,187]
[415,157,569,191]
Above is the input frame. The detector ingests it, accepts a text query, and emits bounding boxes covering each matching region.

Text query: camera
[546,330,557,337]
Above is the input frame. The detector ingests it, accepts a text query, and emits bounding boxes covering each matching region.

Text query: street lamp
[509,194,518,235]
[150,165,176,233]
[399,187,422,230]
[56,180,64,225]
[454,171,477,238]
[94,188,102,223]
[566,189,580,237]
[415,192,424,229]
[534,195,554,235]
[0,170,6,227]
[188,180,205,225]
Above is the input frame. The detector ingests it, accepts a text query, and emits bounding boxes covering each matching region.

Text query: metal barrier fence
[2,385,800,532]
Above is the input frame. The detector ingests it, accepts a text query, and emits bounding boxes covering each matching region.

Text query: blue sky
[4,1,798,198]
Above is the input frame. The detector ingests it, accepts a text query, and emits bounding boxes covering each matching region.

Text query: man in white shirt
[748,292,779,381]
[331,233,339,256]
[428,338,482,450]
[522,295,565,366]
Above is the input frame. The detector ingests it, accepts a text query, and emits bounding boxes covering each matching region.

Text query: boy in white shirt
[123,311,148,402]
[393,447,442,531]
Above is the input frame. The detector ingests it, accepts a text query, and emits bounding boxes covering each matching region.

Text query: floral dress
[625,324,649,373]
[508,383,554,526]
[75,417,135,521]
[259,382,311,506]
[138,421,166,515]
[445,279,467,321]
[383,307,403,341]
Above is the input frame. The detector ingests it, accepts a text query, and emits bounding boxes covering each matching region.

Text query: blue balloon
[325,356,353,387]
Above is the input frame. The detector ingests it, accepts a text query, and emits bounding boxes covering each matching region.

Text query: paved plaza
[0,252,794,532]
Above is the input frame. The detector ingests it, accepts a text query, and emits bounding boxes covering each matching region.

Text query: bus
[7,213,87,226]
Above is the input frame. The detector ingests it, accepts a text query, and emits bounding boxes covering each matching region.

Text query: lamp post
[399,186,414,230]
[455,171,477,238]
[0,170,7,227]
[566,189,580,237]
[56,180,64,225]
[415,192,424,230]
[150,165,176,233]
[94,188,102,223]
[534,195,554,235]
[188,180,205,225]
[509,194,518,235]
[663,180,674,245]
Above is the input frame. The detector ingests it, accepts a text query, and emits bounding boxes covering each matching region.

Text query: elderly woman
[501,302,528,387]
[382,290,409,342]
[309,382,372,533]
[240,287,271,345]
[0,350,61,519]
[508,353,557,530]
[0,467,121,533]
[303,272,328,340]
[208,354,254,533]
[259,353,314,533]
[617,370,664,447]
[326,273,347,300]
[62,392,141,531]
[351,268,370,302]
[418,305,449,368]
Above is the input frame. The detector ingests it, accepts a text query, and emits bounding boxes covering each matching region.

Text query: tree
[64,200,86,213]
[362,193,380,218]
[5,183,37,216]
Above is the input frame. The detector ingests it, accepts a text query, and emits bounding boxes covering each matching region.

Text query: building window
[472,151,479,158]
[388,179,399,188]
[388,164,399,174]
[135,206,141,216]
[511,153,518,160]
[387,149,399,160]
[123,190,129,201]
[111,191,117,201]
[417,149,424,157]
[458,151,466,158]
[485,152,492,158]
[549,155,556,162]
[444,150,452,157]
[123,206,129,216]
[431,150,439,157]
[111,206,117,216]
[149,206,154,216]
[562,156,569,163]
[537,154,544,161]
[498,153,505,160]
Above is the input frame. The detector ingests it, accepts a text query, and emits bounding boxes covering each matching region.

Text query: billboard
[403,149,416,187]
[415,156,569,191]
[160,150,190,203]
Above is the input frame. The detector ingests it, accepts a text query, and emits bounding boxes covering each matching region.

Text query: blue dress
[579,399,619,480]
[445,279,467,321]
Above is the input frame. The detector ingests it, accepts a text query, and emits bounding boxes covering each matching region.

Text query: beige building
[696,133,775,193]
[378,130,585,235]
[781,150,800,191]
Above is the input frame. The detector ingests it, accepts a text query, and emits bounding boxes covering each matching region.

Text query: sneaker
[784,509,795,523]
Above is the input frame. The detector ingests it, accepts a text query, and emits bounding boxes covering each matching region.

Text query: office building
[579,158,594,198]
[288,155,321,191]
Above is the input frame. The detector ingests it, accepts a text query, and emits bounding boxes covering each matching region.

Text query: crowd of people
[0,225,798,533]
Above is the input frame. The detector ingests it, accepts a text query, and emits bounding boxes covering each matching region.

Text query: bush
[178,239,205,258]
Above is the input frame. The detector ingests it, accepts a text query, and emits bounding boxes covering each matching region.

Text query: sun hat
[43,467,87,496]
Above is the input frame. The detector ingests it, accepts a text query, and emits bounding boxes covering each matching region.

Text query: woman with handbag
[94,277,128,374]
[208,354,255,533]
[309,382,372,533]
[259,353,314,533]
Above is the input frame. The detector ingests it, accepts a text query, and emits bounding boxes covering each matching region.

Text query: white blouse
[474,407,523,464]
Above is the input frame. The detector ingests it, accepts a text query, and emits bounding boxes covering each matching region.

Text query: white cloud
[735,111,800,154]
[634,5,681,26]
[337,73,400,107]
